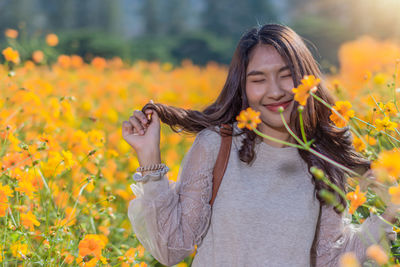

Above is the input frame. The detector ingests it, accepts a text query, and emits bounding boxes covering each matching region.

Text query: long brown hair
[141,23,370,214]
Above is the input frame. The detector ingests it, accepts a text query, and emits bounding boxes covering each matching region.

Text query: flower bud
[310,166,325,180]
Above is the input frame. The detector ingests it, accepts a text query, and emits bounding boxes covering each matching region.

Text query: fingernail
[140,130,144,135]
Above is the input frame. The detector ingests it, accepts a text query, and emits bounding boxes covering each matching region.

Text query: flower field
[2,31,400,266]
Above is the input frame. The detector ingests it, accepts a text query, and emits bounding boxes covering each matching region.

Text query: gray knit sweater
[128,122,396,267]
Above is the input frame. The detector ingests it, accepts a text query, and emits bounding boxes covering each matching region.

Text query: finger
[129,116,145,135]
[148,109,158,121]
[122,121,134,136]
[134,110,148,125]
[144,109,156,122]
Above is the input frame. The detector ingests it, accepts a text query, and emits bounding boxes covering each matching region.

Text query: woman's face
[245,44,295,133]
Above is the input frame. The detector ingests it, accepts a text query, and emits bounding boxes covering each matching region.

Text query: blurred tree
[202,0,278,38]
[102,0,122,34]
[59,0,76,29]
[143,0,160,35]
[165,0,188,35]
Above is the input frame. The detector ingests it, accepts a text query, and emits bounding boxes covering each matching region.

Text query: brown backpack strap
[210,123,233,207]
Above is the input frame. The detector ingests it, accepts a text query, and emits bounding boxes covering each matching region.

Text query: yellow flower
[352,135,366,152]
[11,242,28,259]
[61,150,77,170]
[15,179,37,199]
[375,116,398,132]
[292,75,320,106]
[389,184,400,204]
[366,244,389,265]
[5,28,18,39]
[329,101,355,128]
[373,73,386,85]
[122,247,137,265]
[339,252,360,267]
[352,134,376,152]
[46,33,59,46]
[20,210,40,231]
[236,107,262,130]
[371,149,400,183]
[378,102,397,116]
[2,47,20,64]
[346,185,366,214]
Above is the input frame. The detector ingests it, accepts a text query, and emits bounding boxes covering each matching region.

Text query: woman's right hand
[122,108,161,156]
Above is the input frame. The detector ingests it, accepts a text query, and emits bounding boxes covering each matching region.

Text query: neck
[257,123,295,148]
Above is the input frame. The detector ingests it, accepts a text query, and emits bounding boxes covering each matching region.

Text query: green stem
[298,108,308,144]
[279,111,360,177]
[310,91,372,153]
[278,112,306,147]
[352,116,400,143]
[252,128,304,149]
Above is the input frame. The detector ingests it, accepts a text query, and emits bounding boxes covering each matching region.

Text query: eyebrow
[246,65,290,77]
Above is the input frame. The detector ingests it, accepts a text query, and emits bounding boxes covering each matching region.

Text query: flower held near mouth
[292,75,320,106]
[236,107,262,130]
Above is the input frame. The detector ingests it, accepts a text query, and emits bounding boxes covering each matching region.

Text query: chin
[260,115,292,130]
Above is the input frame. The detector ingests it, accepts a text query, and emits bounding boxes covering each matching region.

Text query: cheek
[245,82,264,103]
[281,79,295,93]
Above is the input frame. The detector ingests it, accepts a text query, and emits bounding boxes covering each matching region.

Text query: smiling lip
[264,99,293,112]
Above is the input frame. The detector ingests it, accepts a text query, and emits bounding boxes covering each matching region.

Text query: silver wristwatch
[132,165,170,183]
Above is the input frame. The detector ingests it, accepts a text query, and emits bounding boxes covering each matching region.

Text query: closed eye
[253,79,265,83]
[281,74,292,78]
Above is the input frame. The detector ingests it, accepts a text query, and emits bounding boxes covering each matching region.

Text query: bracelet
[136,163,165,172]
[133,164,170,183]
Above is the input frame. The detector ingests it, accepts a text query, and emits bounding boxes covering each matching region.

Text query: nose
[265,78,285,101]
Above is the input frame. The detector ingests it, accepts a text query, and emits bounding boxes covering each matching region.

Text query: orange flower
[78,234,107,259]
[46,33,59,46]
[375,116,398,132]
[62,251,75,264]
[292,75,320,106]
[71,55,84,68]
[346,185,366,214]
[236,107,262,130]
[91,57,107,70]
[20,210,40,231]
[57,55,71,68]
[366,244,389,265]
[339,252,361,267]
[0,184,13,217]
[2,47,20,64]
[32,50,44,63]
[329,101,355,128]
[5,28,18,39]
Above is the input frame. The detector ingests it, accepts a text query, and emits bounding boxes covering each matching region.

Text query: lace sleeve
[312,204,397,266]
[127,128,221,266]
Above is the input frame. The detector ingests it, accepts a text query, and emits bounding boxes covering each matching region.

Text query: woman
[122,23,397,266]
